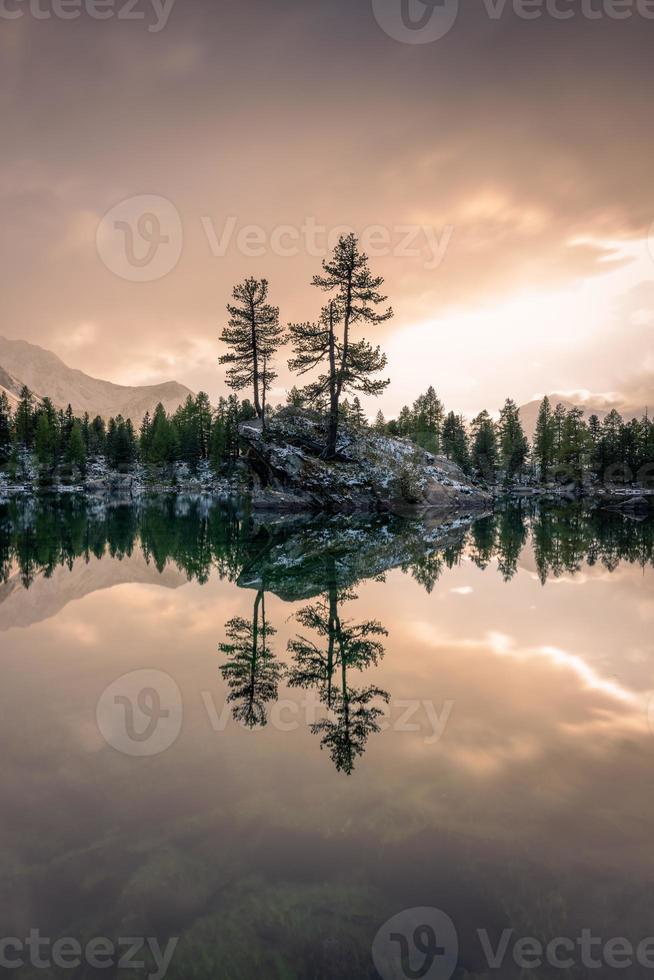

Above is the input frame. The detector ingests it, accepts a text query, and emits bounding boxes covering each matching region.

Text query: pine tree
[89,416,107,458]
[219,278,285,422]
[471,410,498,482]
[66,420,87,478]
[195,392,213,461]
[534,396,555,481]
[498,398,528,481]
[147,404,178,469]
[219,591,282,728]
[140,411,152,461]
[396,405,414,438]
[552,402,567,465]
[350,397,367,430]
[289,234,392,458]
[373,410,386,433]
[412,386,444,452]
[34,412,57,478]
[286,386,306,409]
[0,393,13,467]
[14,386,35,449]
[559,406,588,485]
[442,411,470,472]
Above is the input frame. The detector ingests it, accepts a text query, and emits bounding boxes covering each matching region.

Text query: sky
[1,0,654,416]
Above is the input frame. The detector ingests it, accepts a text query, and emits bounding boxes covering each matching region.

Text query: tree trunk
[250,298,263,419]
[325,302,339,460]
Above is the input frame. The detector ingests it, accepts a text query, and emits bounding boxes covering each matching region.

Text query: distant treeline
[1,380,653,489]
[373,389,654,486]
[0,387,257,482]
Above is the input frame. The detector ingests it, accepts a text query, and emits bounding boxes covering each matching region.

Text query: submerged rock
[240,412,491,514]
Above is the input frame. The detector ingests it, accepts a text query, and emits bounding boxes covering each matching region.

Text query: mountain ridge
[0,335,194,420]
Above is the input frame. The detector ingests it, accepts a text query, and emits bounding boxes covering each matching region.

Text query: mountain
[0,336,194,421]
[518,396,649,440]
[0,365,27,410]
[0,551,189,632]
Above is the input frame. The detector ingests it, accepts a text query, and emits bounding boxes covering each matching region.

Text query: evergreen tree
[559,406,588,485]
[286,386,307,409]
[289,235,392,458]
[396,405,414,438]
[498,398,528,481]
[219,278,285,422]
[89,416,107,458]
[442,411,470,472]
[82,413,91,453]
[146,404,178,469]
[219,590,282,728]
[195,392,213,461]
[552,402,567,464]
[140,411,152,461]
[534,396,555,481]
[66,420,87,478]
[373,410,386,433]
[412,386,444,452]
[107,416,138,472]
[34,412,57,478]
[350,397,367,430]
[14,386,35,449]
[471,410,498,481]
[0,393,13,467]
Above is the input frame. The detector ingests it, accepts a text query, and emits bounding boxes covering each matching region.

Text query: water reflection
[1,497,653,599]
[2,496,652,778]
[287,571,389,774]
[219,589,282,729]
[1,497,653,977]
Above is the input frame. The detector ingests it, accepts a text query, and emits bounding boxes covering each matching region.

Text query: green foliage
[288,234,392,457]
[0,393,12,466]
[471,410,499,482]
[219,277,285,420]
[442,411,470,472]
[498,398,529,481]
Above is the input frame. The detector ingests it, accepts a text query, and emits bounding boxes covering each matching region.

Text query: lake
[0,497,653,979]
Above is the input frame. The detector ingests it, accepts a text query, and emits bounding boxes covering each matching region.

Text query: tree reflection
[219,589,283,728]
[1,497,653,595]
[288,564,389,774]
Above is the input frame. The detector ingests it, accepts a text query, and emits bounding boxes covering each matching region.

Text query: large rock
[239,412,491,514]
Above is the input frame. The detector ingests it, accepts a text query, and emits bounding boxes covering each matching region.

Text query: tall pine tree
[289,235,392,458]
[219,278,285,423]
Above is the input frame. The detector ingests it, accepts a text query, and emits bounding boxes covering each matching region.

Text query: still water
[0,498,653,979]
